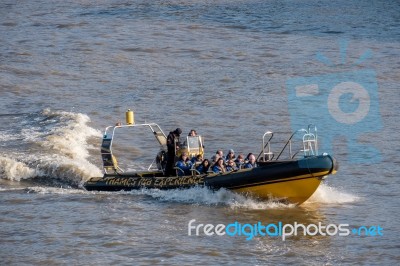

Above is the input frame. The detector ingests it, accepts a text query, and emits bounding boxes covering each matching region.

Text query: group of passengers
[168,128,257,176]
[208,149,257,174]
[175,147,257,176]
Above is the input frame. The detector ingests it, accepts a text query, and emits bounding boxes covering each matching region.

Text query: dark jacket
[167,132,179,153]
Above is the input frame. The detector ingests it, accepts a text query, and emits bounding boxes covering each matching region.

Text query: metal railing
[258,125,319,161]
[101,123,167,173]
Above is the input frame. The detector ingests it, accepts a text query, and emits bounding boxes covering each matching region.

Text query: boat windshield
[187,136,203,156]
[177,135,204,159]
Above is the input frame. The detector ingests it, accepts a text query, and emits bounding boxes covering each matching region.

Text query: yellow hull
[232,175,324,205]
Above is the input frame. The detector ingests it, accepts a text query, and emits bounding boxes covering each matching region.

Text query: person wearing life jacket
[212,158,227,173]
[226,159,238,172]
[175,152,193,176]
[234,154,245,169]
[225,149,236,161]
[196,159,211,174]
[244,153,257,169]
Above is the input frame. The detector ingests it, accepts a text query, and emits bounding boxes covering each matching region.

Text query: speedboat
[84,110,338,204]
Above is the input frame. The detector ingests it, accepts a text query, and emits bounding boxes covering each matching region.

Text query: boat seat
[103,154,123,173]
[191,168,201,176]
[174,167,185,177]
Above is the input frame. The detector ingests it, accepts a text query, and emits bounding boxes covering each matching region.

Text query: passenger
[244,154,257,169]
[184,129,197,146]
[212,154,220,163]
[225,149,236,161]
[216,150,224,159]
[191,154,203,164]
[212,150,223,163]
[226,159,238,172]
[183,129,202,148]
[196,159,210,174]
[235,154,245,168]
[175,152,193,176]
[212,158,226,173]
[165,128,182,176]
[244,153,255,164]
[188,129,197,136]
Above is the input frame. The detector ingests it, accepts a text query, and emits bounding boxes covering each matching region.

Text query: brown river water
[0,0,399,265]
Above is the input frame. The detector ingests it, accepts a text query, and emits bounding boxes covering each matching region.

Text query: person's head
[248,154,256,163]
[227,149,235,158]
[174,128,182,136]
[188,129,197,136]
[216,150,223,157]
[180,152,188,161]
[217,158,225,166]
[202,159,210,167]
[213,154,220,163]
[195,154,203,161]
[246,153,254,160]
[237,154,244,162]
[227,160,235,167]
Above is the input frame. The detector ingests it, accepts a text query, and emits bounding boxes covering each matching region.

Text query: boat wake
[304,183,360,205]
[127,183,359,209]
[21,185,297,209]
[0,109,102,187]
[129,186,298,209]
[18,183,359,210]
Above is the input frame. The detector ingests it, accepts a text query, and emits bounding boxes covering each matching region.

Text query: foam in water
[40,109,100,160]
[0,133,19,142]
[0,157,37,181]
[22,185,295,209]
[19,182,359,209]
[304,183,360,205]
[0,109,102,186]
[129,184,359,209]
[124,186,297,210]
[25,186,88,195]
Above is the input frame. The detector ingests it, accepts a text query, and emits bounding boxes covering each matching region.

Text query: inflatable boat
[84,111,337,204]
